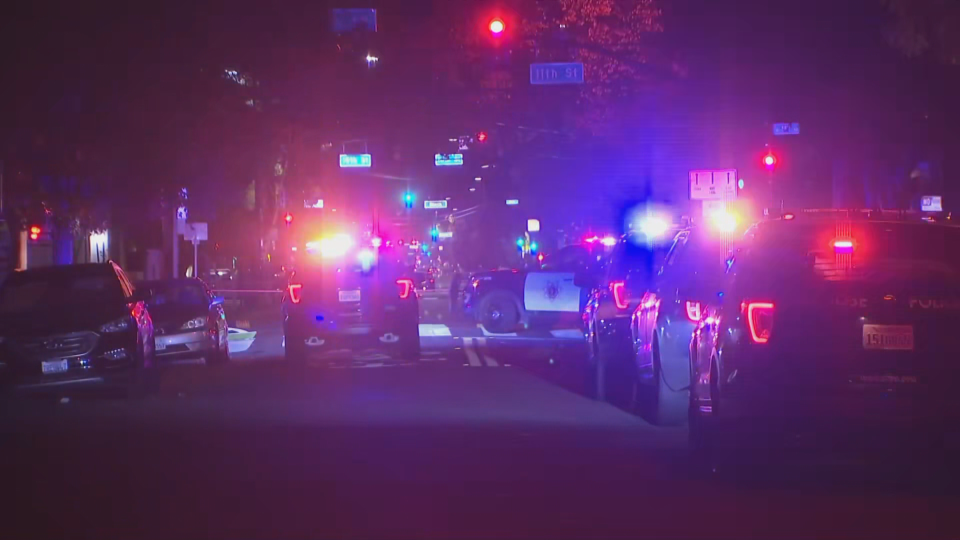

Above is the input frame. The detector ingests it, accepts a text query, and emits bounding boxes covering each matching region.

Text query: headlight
[100,317,132,333]
[181,316,208,330]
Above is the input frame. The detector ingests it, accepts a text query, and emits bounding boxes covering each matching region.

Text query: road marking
[463,338,483,367]
[419,324,452,337]
[475,337,499,367]
[550,328,584,339]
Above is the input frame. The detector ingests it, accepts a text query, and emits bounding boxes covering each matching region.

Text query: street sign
[689,169,738,201]
[331,8,377,33]
[183,222,208,242]
[438,231,454,239]
[424,200,448,210]
[304,198,324,209]
[506,199,520,206]
[434,153,463,167]
[340,154,372,168]
[530,63,584,85]
[773,122,800,136]
[527,219,541,232]
[921,195,943,212]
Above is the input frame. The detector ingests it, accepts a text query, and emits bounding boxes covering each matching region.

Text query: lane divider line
[475,337,499,367]
[463,338,483,367]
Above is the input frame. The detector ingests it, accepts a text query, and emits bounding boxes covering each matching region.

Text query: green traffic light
[516,237,524,247]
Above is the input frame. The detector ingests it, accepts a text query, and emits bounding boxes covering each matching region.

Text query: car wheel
[635,336,687,426]
[478,291,520,334]
[209,328,230,366]
[689,358,719,472]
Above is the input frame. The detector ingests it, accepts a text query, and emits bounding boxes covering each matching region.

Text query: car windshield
[142,282,208,306]
[6,2,960,538]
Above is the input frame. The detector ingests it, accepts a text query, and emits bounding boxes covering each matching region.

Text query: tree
[882,0,960,63]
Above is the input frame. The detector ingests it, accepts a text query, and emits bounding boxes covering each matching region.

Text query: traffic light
[763,152,777,171]
[516,237,524,247]
[29,226,41,241]
[283,212,294,225]
[477,131,488,143]
[530,242,538,254]
[430,227,439,242]
[488,18,505,35]
[403,192,415,209]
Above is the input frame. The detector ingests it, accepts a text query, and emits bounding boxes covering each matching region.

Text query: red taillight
[396,278,415,299]
[743,301,775,343]
[685,301,702,322]
[610,281,629,310]
[287,283,303,304]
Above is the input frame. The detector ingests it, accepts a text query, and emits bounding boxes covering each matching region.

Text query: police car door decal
[524,272,580,312]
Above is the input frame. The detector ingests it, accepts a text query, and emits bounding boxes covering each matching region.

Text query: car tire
[635,336,687,426]
[209,327,230,366]
[478,291,521,334]
[689,358,719,472]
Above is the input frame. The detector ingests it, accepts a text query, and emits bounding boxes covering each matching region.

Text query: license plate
[339,290,361,302]
[862,324,914,351]
[41,359,69,374]
[155,340,167,351]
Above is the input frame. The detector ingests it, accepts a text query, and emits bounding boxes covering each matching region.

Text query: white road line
[475,337,499,367]
[463,338,483,367]
[419,324,452,337]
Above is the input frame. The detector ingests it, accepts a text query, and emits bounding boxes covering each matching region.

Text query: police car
[690,209,960,464]
[461,242,611,334]
[282,228,420,364]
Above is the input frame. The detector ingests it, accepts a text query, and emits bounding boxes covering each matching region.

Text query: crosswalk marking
[475,337,499,366]
[463,338,483,367]
[419,324,452,337]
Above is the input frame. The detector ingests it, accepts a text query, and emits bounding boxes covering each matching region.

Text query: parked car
[0,262,158,396]
[138,278,229,365]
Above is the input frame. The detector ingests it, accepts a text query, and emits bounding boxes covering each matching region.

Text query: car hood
[0,304,126,337]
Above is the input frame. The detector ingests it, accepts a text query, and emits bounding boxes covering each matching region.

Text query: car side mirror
[212,296,225,306]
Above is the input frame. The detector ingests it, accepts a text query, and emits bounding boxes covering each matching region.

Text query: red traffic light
[763,153,777,170]
[284,213,294,224]
[477,131,488,142]
[29,225,41,241]
[489,18,505,35]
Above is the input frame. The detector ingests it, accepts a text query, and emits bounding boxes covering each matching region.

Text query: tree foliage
[882,0,960,63]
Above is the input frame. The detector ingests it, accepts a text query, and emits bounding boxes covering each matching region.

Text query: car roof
[6,263,118,281]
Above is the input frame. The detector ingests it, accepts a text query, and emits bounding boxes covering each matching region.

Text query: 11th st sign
[530,63,584,85]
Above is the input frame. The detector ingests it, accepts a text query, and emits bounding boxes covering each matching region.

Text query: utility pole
[172,203,180,278]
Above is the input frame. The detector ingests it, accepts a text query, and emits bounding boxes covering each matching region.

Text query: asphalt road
[2,292,959,539]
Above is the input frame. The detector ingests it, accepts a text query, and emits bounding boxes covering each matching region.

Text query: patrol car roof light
[639,216,669,239]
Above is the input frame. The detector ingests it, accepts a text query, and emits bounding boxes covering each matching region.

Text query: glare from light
[489,18,505,34]
[710,210,737,234]
[763,154,776,166]
[371,237,383,248]
[600,236,618,247]
[475,177,482,181]
[639,217,669,238]
[357,249,375,266]
[365,54,379,64]
[469,187,476,192]
[313,234,355,258]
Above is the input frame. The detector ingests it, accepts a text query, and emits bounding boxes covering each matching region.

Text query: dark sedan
[0,262,158,396]
[138,278,229,366]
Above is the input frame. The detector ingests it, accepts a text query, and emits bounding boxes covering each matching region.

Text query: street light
[489,18,505,35]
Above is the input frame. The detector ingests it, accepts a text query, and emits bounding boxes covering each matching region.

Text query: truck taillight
[685,301,702,322]
[287,283,303,304]
[396,278,414,299]
[743,301,775,343]
[610,281,629,310]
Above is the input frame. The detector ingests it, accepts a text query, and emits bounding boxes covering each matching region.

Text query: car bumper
[155,330,214,364]
[0,345,139,390]
[285,310,417,355]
